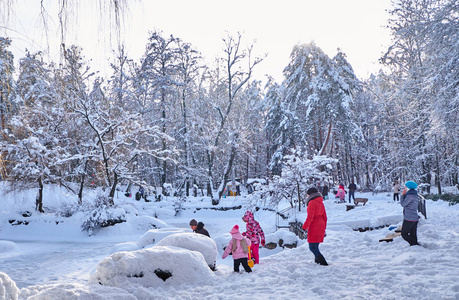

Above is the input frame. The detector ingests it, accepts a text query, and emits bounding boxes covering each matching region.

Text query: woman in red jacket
[302,187,328,266]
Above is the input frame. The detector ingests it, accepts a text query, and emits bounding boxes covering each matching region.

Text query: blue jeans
[349,191,355,203]
[309,243,322,258]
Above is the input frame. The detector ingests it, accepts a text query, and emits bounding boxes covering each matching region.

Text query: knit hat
[405,181,418,189]
[230,224,240,234]
[307,187,318,195]
[189,219,198,226]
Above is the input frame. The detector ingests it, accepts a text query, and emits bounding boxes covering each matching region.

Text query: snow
[1,184,459,299]
[88,246,215,288]
[155,233,218,269]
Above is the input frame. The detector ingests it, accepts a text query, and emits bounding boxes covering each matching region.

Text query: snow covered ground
[1,184,459,299]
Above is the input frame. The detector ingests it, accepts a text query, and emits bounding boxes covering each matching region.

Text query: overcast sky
[3,0,393,83]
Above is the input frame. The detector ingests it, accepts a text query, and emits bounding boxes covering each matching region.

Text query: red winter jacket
[302,193,327,243]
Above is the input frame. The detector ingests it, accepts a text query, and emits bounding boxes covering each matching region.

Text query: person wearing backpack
[222,225,252,273]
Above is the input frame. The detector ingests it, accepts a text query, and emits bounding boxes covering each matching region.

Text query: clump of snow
[89,246,215,288]
[136,228,187,248]
[0,272,19,300]
[156,232,218,269]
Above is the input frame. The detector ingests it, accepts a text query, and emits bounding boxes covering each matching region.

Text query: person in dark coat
[348,181,357,203]
[302,187,328,266]
[322,183,329,200]
[189,219,210,237]
[400,181,420,246]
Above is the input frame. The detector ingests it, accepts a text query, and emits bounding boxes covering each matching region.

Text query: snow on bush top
[89,246,215,288]
[156,232,218,269]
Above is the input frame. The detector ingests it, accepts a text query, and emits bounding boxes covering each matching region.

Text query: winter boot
[314,257,319,264]
[317,254,328,266]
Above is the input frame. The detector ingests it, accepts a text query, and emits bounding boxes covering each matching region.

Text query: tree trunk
[297,181,302,212]
[78,159,89,205]
[36,176,44,213]
[318,123,332,156]
[161,89,167,187]
[217,134,239,201]
[436,154,441,195]
[108,171,118,205]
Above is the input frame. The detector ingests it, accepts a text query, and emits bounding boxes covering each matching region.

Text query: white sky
[2,0,393,82]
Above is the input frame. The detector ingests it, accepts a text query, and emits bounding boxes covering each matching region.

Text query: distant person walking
[348,181,357,203]
[189,219,210,237]
[222,224,252,273]
[302,187,328,266]
[400,181,420,246]
[393,180,401,202]
[242,211,265,265]
[322,183,329,200]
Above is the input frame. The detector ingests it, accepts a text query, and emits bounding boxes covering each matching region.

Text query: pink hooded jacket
[222,225,252,260]
[337,185,346,200]
[242,211,265,245]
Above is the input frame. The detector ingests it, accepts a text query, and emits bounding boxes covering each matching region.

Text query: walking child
[222,225,252,273]
[242,210,265,264]
[336,184,346,203]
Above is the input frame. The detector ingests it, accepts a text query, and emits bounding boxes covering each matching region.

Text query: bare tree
[207,32,263,204]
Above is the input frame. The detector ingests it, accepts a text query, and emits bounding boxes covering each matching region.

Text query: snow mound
[89,246,215,288]
[136,228,187,248]
[156,232,218,269]
[0,272,18,300]
[0,240,18,252]
[20,283,136,300]
[111,242,140,254]
[266,230,299,246]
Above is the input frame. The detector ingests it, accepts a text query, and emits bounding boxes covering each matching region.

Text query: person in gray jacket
[400,181,420,246]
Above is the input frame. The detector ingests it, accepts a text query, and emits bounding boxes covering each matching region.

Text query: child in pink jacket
[242,210,265,264]
[222,225,252,273]
[336,184,346,203]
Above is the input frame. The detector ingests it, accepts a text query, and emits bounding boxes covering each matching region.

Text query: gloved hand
[261,239,265,246]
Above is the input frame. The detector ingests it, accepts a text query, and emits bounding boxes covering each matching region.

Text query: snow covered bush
[81,194,126,236]
[0,272,19,300]
[89,246,215,288]
[156,232,218,270]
